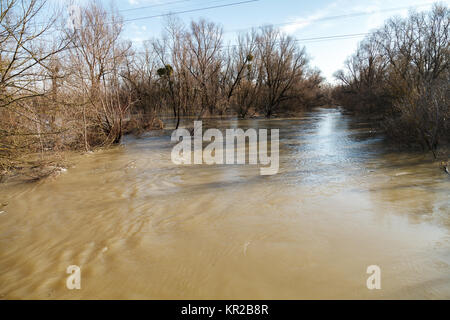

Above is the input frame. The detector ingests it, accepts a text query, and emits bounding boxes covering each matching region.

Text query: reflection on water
[0,108,449,299]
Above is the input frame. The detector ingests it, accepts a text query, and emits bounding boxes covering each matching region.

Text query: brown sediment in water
[0,108,449,299]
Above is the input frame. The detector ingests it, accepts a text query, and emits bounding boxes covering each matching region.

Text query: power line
[129,2,437,45]
[122,0,260,23]
[119,0,196,13]
[119,0,238,13]
[295,33,369,43]
[125,2,437,36]
[28,1,438,33]
[0,31,380,56]
[131,32,370,54]
[218,32,370,50]
[22,0,260,29]
[225,3,438,33]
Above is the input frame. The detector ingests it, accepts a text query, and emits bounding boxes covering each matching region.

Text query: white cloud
[281,0,448,35]
[281,1,340,34]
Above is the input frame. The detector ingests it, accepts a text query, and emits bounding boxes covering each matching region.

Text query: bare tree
[185,19,223,118]
[255,27,308,118]
[0,0,68,172]
[66,1,131,149]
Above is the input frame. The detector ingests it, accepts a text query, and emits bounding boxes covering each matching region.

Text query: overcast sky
[65,0,449,82]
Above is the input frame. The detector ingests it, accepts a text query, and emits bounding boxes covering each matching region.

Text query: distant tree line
[333,4,449,157]
[0,0,325,175]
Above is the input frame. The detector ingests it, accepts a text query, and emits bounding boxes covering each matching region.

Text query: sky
[64,0,449,82]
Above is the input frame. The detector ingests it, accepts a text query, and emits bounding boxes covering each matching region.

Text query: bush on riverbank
[333,4,449,158]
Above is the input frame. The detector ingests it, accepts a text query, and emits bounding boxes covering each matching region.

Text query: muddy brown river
[0,108,449,299]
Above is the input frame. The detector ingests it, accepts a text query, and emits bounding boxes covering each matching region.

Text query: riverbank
[0,114,167,184]
[1,107,449,184]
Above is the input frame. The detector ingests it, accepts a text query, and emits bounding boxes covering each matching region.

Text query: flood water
[0,107,449,299]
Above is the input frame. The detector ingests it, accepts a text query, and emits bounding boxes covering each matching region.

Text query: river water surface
[0,108,449,299]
